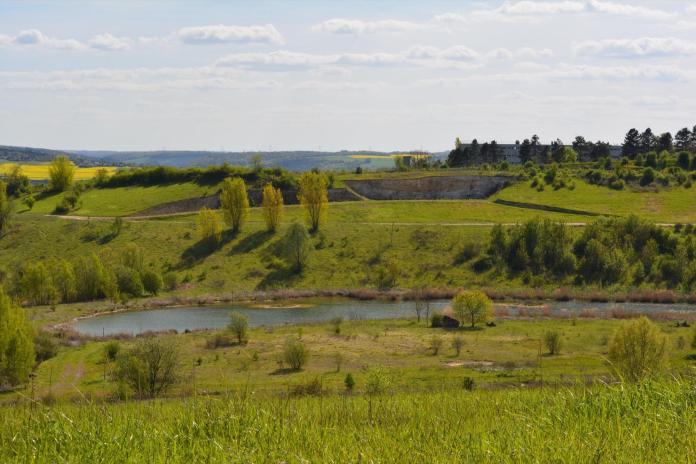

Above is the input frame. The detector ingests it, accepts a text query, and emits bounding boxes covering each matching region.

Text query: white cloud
[88,33,131,51]
[574,37,696,58]
[177,24,283,45]
[216,45,550,71]
[312,18,425,35]
[436,0,675,24]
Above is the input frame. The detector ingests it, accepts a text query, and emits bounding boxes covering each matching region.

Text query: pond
[72,298,696,337]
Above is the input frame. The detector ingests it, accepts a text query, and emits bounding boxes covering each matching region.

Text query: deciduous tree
[48,155,75,191]
[262,183,283,232]
[298,172,328,232]
[219,177,249,233]
[451,290,493,328]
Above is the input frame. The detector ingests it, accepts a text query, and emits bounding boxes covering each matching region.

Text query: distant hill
[0,145,123,167]
[70,149,450,171]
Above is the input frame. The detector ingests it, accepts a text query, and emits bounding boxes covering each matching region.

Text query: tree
[0,289,34,386]
[675,127,692,151]
[657,132,673,153]
[298,172,328,232]
[544,330,562,355]
[197,208,222,245]
[639,128,656,154]
[20,262,56,306]
[48,155,75,191]
[451,290,493,328]
[283,223,311,272]
[228,312,248,345]
[141,270,163,296]
[283,337,309,370]
[608,317,667,383]
[116,338,179,398]
[262,183,284,232]
[622,128,641,158]
[519,139,532,163]
[0,180,12,236]
[53,259,77,303]
[219,177,249,233]
[563,147,578,163]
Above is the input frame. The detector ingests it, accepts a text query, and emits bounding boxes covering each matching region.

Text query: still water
[72,298,696,337]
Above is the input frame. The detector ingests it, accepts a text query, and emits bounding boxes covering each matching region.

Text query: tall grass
[2,381,695,462]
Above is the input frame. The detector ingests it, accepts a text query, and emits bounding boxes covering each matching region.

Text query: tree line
[484,215,696,289]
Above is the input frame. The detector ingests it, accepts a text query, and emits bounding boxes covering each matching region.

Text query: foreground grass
[2,380,695,462]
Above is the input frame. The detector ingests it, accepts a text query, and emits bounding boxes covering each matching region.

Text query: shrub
[34,331,58,363]
[330,317,343,335]
[431,312,444,328]
[113,265,144,297]
[197,208,222,245]
[228,312,249,345]
[115,338,179,398]
[283,223,311,272]
[205,333,236,349]
[344,373,355,391]
[451,335,465,356]
[462,376,475,391]
[457,242,482,263]
[283,337,309,370]
[298,172,328,232]
[141,270,163,296]
[430,336,443,355]
[48,156,75,191]
[104,341,120,362]
[472,256,494,272]
[640,168,655,186]
[608,317,667,383]
[609,179,625,190]
[291,377,322,396]
[544,330,562,355]
[163,272,178,291]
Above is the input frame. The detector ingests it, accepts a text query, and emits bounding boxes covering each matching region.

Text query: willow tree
[198,208,222,245]
[48,155,75,192]
[0,290,34,386]
[262,183,284,232]
[220,178,249,233]
[298,172,328,232]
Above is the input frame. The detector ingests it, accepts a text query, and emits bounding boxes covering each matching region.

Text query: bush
[456,242,482,263]
[608,317,667,383]
[141,270,163,296]
[115,338,179,398]
[34,331,58,363]
[640,168,655,186]
[205,333,236,349]
[228,312,249,345]
[472,256,494,272]
[163,272,178,291]
[544,330,562,355]
[430,336,443,355]
[344,373,355,391]
[451,335,465,356]
[283,337,309,370]
[462,376,475,391]
[431,312,444,328]
[330,317,342,335]
[609,179,625,190]
[104,341,120,361]
[291,377,322,396]
[113,265,144,297]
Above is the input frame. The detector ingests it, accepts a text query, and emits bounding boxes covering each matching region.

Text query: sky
[1,0,696,152]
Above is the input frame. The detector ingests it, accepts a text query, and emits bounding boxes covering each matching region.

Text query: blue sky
[1,0,695,151]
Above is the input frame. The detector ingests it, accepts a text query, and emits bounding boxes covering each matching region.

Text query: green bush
[141,270,163,296]
[283,337,309,370]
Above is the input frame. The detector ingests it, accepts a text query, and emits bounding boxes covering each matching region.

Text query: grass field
[494,179,696,223]
[2,316,695,462]
[2,381,694,462]
[0,163,117,181]
[17,316,695,402]
[28,182,219,216]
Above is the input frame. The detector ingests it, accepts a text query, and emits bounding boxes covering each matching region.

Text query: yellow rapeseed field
[0,163,117,181]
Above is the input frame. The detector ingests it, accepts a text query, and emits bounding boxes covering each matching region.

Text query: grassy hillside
[495,179,696,223]
[28,183,219,216]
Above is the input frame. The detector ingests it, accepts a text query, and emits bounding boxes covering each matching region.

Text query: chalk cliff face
[344,176,511,200]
